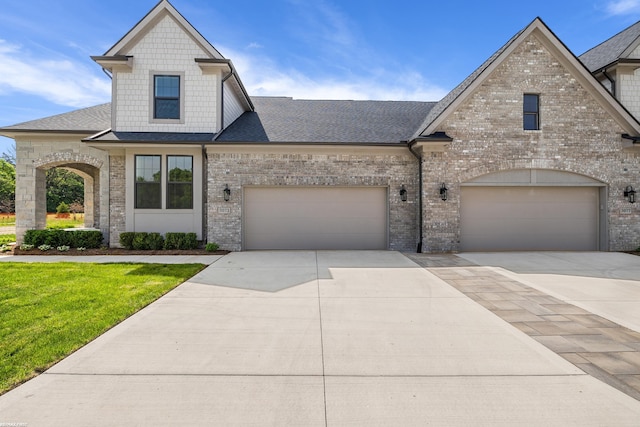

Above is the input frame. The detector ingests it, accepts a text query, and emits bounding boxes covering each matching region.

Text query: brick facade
[206,147,419,252]
[420,33,640,252]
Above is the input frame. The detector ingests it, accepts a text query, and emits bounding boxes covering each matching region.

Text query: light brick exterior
[420,33,640,252]
[6,7,640,253]
[206,146,419,252]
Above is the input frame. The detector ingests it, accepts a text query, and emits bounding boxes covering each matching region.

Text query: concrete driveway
[1,251,640,425]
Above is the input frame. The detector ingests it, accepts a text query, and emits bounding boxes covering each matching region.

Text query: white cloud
[227,47,448,102]
[606,0,640,15]
[0,40,110,108]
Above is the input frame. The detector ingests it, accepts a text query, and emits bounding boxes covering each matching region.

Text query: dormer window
[154,75,180,119]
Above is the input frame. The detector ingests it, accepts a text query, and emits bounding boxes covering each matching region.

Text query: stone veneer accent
[206,146,419,252]
[14,137,110,244]
[420,33,640,252]
[109,155,126,247]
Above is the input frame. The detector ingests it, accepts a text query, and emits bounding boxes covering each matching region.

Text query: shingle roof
[0,103,111,134]
[579,20,640,72]
[217,97,435,143]
[88,131,217,143]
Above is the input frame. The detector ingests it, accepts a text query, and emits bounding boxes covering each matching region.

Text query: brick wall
[109,155,126,247]
[206,146,419,252]
[421,33,640,252]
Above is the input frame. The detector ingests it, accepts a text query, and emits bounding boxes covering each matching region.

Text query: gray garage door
[244,187,388,250]
[460,186,599,251]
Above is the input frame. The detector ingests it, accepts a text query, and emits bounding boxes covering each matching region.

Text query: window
[135,155,162,209]
[523,94,539,130]
[154,75,180,119]
[167,156,193,209]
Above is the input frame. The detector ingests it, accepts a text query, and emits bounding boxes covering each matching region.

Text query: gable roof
[216,97,435,144]
[412,17,640,140]
[103,0,223,59]
[579,20,640,72]
[0,104,111,136]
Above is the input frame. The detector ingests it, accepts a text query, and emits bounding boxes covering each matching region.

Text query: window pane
[155,76,179,97]
[155,99,180,119]
[136,182,161,209]
[135,155,162,208]
[524,113,538,130]
[167,156,193,209]
[167,183,193,209]
[523,94,538,113]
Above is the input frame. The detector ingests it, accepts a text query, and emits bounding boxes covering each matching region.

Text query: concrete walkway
[1,251,640,425]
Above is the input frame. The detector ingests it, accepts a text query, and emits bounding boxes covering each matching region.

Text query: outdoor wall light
[400,185,407,202]
[439,183,448,201]
[223,184,231,202]
[624,185,636,204]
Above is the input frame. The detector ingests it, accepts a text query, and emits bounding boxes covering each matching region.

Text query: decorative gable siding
[616,43,640,118]
[113,14,219,133]
[421,32,640,252]
[223,80,245,128]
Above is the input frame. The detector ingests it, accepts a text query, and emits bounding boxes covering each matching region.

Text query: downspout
[408,143,423,253]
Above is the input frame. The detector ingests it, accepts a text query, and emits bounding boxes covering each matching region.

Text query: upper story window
[523,94,539,130]
[154,75,180,120]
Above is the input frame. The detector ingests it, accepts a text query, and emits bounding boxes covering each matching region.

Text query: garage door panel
[461,187,598,251]
[244,187,387,250]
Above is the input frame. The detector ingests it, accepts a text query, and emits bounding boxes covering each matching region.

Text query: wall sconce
[223,184,231,202]
[439,183,448,201]
[400,185,407,202]
[624,185,636,204]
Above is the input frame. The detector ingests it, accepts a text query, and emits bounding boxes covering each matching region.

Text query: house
[1,0,639,253]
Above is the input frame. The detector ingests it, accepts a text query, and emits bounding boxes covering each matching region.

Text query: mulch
[8,247,229,256]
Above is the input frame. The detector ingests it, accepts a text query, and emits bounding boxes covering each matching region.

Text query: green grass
[0,262,205,394]
[45,213,84,229]
[0,234,15,245]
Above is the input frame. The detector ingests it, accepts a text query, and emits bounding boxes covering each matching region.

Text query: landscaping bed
[10,246,229,256]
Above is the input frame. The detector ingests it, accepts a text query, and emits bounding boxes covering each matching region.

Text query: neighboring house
[1,0,639,252]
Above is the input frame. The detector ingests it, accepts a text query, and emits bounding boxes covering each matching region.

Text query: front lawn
[0,262,205,394]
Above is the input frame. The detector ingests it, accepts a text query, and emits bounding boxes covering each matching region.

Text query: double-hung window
[154,75,180,120]
[135,155,162,209]
[523,94,539,130]
[135,155,193,210]
[167,156,193,209]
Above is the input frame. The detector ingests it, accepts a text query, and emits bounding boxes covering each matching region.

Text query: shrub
[205,242,219,252]
[19,244,34,251]
[38,244,52,251]
[119,232,135,250]
[0,244,11,253]
[57,245,70,252]
[24,229,102,249]
[132,233,150,250]
[56,202,70,214]
[165,232,198,250]
[70,230,103,249]
[147,233,164,250]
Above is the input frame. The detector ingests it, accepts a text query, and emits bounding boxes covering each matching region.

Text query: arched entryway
[16,151,108,244]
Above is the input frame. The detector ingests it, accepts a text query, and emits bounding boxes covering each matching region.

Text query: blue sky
[2,0,640,154]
